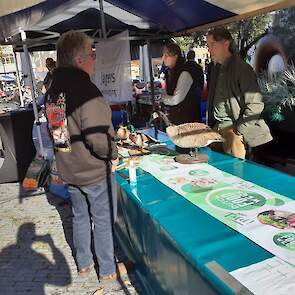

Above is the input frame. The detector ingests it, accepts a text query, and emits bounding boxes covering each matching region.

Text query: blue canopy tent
[1,0,294,43]
[0,0,293,98]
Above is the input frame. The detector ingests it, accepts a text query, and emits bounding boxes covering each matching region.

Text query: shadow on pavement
[0,222,71,294]
[45,193,75,263]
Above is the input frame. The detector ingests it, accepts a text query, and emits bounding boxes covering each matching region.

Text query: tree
[191,31,208,47]
[272,7,295,61]
[228,14,273,59]
[0,46,3,60]
[175,36,195,52]
[0,46,4,65]
[175,15,272,60]
[174,13,273,61]
[175,31,208,53]
[0,46,5,74]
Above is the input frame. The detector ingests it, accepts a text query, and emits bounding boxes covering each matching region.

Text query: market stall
[115,128,295,295]
[1,1,295,294]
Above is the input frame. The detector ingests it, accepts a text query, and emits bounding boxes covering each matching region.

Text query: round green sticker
[159,165,178,171]
[273,232,295,251]
[266,198,285,206]
[182,183,211,193]
[207,188,266,211]
[189,170,209,177]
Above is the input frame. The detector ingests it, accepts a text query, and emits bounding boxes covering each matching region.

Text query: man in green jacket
[206,27,272,159]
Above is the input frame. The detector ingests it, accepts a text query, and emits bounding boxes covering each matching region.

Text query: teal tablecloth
[115,129,295,295]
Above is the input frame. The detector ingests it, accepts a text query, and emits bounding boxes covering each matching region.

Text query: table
[0,108,35,183]
[115,129,295,295]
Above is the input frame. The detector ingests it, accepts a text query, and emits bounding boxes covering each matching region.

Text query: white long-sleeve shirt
[162,71,193,106]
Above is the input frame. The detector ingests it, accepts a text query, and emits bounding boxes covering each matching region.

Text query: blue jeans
[68,175,117,276]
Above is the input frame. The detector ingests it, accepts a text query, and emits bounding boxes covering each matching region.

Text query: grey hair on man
[56,30,93,67]
[207,27,237,54]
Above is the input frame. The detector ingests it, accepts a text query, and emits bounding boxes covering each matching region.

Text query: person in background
[43,57,56,92]
[11,88,20,105]
[45,31,119,292]
[23,85,32,104]
[186,50,204,93]
[162,43,201,125]
[206,27,272,159]
[204,58,214,90]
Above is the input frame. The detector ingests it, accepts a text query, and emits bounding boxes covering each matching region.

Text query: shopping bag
[48,158,70,200]
[22,158,51,190]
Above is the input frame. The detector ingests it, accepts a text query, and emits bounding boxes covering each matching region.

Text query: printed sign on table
[139,154,295,266]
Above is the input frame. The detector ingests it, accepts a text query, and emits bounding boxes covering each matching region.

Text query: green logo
[207,188,266,211]
[266,198,285,206]
[273,233,295,251]
[182,183,212,193]
[159,165,178,171]
[189,170,209,177]
[151,156,174,165]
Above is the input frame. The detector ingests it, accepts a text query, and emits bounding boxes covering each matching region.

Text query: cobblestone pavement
[0,183,140,295]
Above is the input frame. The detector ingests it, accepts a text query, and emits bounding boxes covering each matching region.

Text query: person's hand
[111,158,119,172]
[36,234,53,245]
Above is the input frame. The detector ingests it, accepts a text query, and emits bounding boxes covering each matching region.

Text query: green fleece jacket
[208,55,273,147]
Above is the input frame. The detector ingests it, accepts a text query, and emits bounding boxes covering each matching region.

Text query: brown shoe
[78,264,92,276]
[100,273,117,281]
[100,273,122,292]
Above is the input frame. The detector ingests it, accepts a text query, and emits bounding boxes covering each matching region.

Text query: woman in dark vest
[162,43,200,125]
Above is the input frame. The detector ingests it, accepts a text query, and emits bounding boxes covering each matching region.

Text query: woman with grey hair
[45,31,119,289]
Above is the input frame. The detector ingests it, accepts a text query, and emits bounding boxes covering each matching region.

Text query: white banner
[93,30,132,103]
[139,154,295,266]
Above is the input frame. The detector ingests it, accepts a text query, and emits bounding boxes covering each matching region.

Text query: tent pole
[146,40,155,106]
[96,5,131,294]
[99,0,107,39]
[20,30,44,158]
[139,45,144,82]
[146,40,158,138]
[12,51,24,107]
